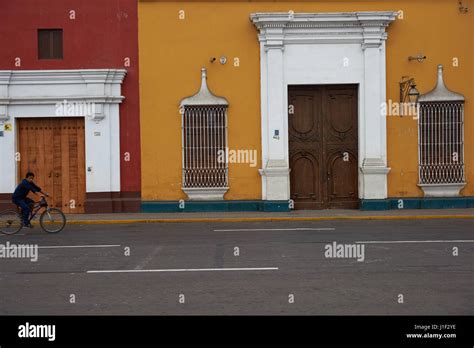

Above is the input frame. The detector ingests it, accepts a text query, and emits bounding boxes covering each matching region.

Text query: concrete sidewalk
[64,208,474,224]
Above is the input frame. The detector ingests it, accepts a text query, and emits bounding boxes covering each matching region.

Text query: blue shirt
[12,179,42,201]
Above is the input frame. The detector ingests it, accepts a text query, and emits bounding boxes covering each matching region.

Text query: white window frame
[418,65,466,197]
[179,68,229,200]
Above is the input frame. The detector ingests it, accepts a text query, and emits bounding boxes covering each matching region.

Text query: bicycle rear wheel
[0,210,23,235]
[40,208,66,233]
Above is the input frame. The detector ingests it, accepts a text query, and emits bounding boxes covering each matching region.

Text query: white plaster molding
[182,188,229,201]
[0,96,124,105]
[250,12,397,48]
[251,11,397,201]
[0,105,9,121]
[258,159,290,177]
[0,69,126,195]
[0,69,126,85]
[0,70,125,103]
[180,68,228,106]
[418,184,466,198]
[360,158,391,200]
[360,158,391,174]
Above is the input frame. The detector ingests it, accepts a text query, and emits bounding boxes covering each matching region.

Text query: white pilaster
[259,30,290,200]
[360,31,390,199]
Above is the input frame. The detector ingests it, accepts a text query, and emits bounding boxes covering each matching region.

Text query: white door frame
[0,69,126,195]
[251,11,397,201]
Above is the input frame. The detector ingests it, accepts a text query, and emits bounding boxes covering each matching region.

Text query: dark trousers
[12,197,34,225]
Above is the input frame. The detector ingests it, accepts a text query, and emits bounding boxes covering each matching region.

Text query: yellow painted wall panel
[139,0,473,200]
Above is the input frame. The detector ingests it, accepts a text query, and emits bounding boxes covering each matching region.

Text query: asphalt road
[0,219,472,315]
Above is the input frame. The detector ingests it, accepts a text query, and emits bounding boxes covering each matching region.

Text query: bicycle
[0,196,66,235]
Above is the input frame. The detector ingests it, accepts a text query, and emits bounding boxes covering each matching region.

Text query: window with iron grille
[418,65,465,197]
[180,68,229,200]
[182,105,228,188]
[38,29,63,59]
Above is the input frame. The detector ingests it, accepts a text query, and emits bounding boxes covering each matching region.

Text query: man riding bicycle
[12,172,48,228]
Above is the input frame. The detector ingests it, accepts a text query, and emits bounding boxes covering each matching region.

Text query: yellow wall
[139,0,473,200]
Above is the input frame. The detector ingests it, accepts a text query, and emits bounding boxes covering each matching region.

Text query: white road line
[355,240,474,244]
[213,228,335,232]
[87,267,279,274]
[37,244,121,249]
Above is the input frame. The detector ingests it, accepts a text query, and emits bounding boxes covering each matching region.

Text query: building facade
[138,0,473,212]
[0,0,141,213]
[1,0,472,214]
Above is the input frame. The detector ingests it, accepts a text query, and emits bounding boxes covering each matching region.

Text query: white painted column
[0,113,15,194]
[360,39,390,199]
[0,73,15,195]
[258,30,290,201]
[83,104,120,193]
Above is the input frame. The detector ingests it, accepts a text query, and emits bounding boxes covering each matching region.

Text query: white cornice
[0,96,125,105]
[0,69,127,121]
[0,69,127,85]
[250,11,397,49]
[250,12,398,28]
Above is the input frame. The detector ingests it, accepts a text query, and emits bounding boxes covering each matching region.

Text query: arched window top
[180,68,228,107]
[419,65,464,103]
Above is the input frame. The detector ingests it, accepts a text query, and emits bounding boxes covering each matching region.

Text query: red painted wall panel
[0,0,141,195]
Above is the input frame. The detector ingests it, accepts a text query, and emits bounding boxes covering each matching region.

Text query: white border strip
[37,244,121,249]
[87,267,279,274]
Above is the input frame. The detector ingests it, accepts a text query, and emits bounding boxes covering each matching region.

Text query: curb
[64,214,474,225]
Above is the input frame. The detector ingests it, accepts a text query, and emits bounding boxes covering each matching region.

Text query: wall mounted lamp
[400,76,420,104]
[459,0,468,13]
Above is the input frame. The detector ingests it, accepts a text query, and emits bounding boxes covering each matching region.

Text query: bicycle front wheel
[40,208,66,233]
[0,210,23,235]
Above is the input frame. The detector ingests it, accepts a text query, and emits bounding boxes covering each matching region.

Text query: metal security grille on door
[418,65,466,197]
[180,68,229,200]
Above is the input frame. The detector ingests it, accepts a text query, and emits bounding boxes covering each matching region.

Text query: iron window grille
[418,65,466,196]
[179,68,229,200]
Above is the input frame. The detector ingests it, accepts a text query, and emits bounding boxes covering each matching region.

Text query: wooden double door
[17,117,86,213]
[289,85,359,209]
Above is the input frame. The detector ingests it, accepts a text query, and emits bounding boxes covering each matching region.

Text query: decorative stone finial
[418,64,464,102]
[180,68,228,106]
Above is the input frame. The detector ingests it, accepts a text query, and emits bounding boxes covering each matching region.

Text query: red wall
[0,0,141,196]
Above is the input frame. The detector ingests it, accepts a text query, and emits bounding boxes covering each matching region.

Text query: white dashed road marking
[37,244,121,249]
[87,267,279,274]
[214,228,335,232]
